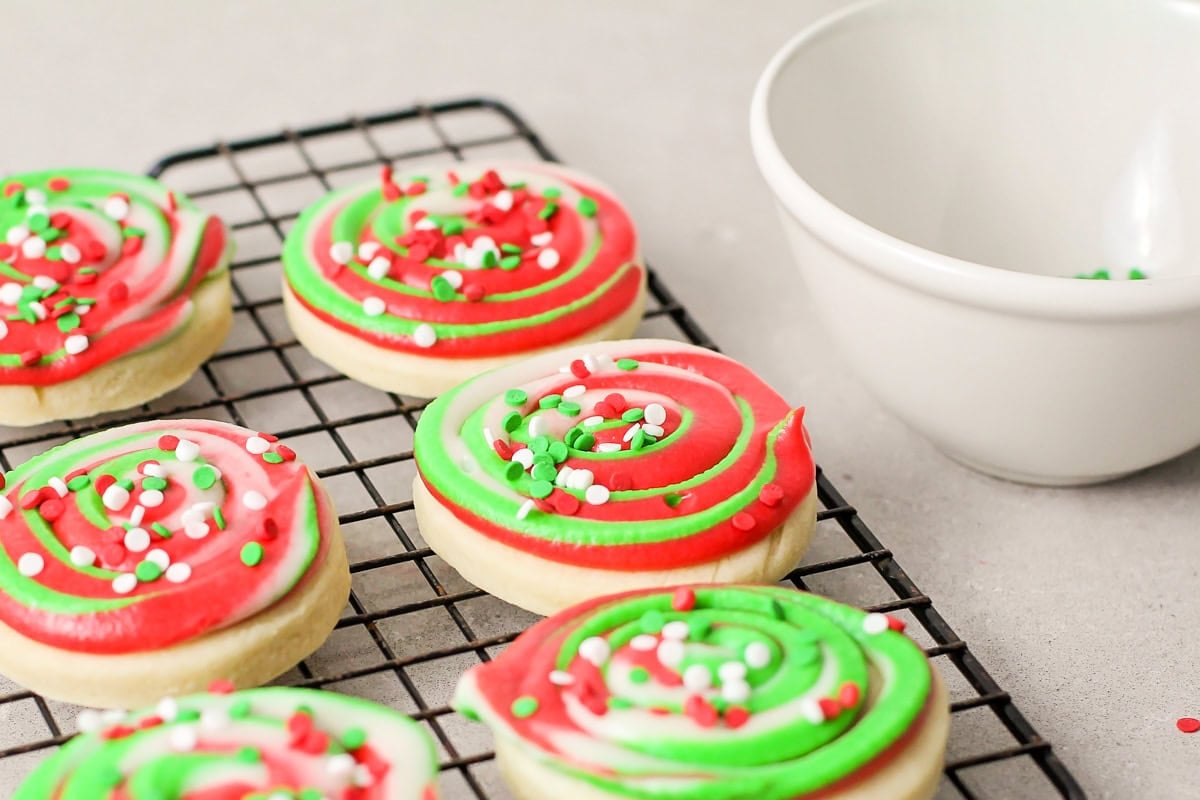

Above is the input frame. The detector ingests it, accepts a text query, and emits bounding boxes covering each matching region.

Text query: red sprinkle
[101,725,135,740]
[137,461,159,475]
[19,350,42,367]
[684,694,719,728]
[286,711,313,738]
[818,698,842,719]
[406,182,427,197]
[166,191,177,212]
[724,706,751,729]
[838,681,861,708]
[20,489,45,510]
[84,240,107,261]
[74,271,98,286]
[102,544,126,566]
[259,432,280,443]
[1178,718,1200,734]
[47,177,70,192]
[533,497,555,514]
[39,498,64,521]
[0,473,5,490]
[592,401,617,419]
[672,588,696,612]
[108,281,129,302]
[157,434,180,451]
[447,171,460,185]
[604,393,627,413]
[569,359,590,379]
[408,209,428,224]
[732,512,756,531]
[759,482,785,507]
[207,679,236,695]
[381,181,402,202]
[493,440,513,460]
[121,237,142,257]
[887,616,908,632]
[95,474,117,495]
[50,212,72,230]
[0,244,13,262]
[296,729,330,754]
[138,715,164,730]
[276,445,296,462]
[552,490,581,516]
[463,284,485,302]
[4,182,23,197]
[407,244,430,262]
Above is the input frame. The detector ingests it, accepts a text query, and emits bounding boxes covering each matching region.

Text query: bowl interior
[767,0,1200,280]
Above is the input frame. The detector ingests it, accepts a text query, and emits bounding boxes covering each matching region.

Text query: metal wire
[0,97,1086,800]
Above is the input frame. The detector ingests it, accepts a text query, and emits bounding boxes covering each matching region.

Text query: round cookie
[15,685,440,799]
[0,419,349,709]
[455,584,949,800]
[282,162,646,397]
[413,339,817,614]
[0,169,233,425]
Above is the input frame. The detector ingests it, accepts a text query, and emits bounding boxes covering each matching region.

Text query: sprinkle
[563,384,586,399]
[549,670,575,686]
[112,573,138,594]
[0,496,10,520]
[557,401,581,417]
[4,226,27,246]
[641,403,668,426]
[358,241,382,262]
[502,411,522,432]
[617,358,639,371]
[17,552,44,577]
[511,696,539,718]
[245,435,270,454]
[442,269,464,289]
[657,639,685,668]
[862,613,889,635]
[554,466,574,487]
[165,563,192,583]
[135,560,163,582]
[366,255,391,281]
[505,389,528,406]
[582,415,604,428]
[685,695,719,728]
[77,710,104,733]
[553,491,581,515]
[69,546,96,567]
[213,507,227,529]
[630,634,659,652]
[839,681,861,707]
[683,664,712,692]
[326,753,357,780]
[241,542,265,567]
[568,469,595,491]
[578,636,611,666]
[362,297,386,317]
[512,449,535,469]
[530,480,554,499]
[744,641,771,669]
[800,698,826,724]
[175,439,200,461]
[1178,718,1200,734]
[60,243,81,264]
[184,521,209,539]
[570,359,590,379]
[673,588,697,611]
[516,499,536,520]
[596,443,622,453]
[169,726,198,752]
[413,323,437,348]
[104,196,131,221]
[662,621,690,641]
[722,680,751,704]
[732,512,756,531]
[528,415,549,437]
[537,248,560,269]
[139,489,165,508]
[622,423,641,443]
[329,241,354,264]
[243,491,267,510]
[21,236,46,259]
[759,483,784,507]
[124,528,150,553]
[0,283,19,306]
[578,196,598,217]
[531,231,553,246]
[724,706,751,729]
[102,485,130,511]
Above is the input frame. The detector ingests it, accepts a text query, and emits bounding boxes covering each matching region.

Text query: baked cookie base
[492,672,948,800]
[0,478,350,709]
[282,278,648,399]
[0,272,234,427]
[413,475,818,616]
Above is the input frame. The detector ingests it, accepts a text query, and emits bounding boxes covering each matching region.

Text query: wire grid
[0,97,1085,799]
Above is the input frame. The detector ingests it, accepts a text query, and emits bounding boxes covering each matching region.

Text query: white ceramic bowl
[751,0,1200,485]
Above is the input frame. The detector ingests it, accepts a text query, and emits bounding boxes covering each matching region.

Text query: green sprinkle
[664,493,684,508]
[542,187,562,199]
[530,480,554,499]
[689,618,712,640]
[53,297,75,309]
[510,182,527,190]
[442,218,464,236]
[152,523,172,539]
[499,255,522,270]
[572,433,595,451]
[532,453,554,468]
[193,465,218,490]
[67,474,90,492]
[548,441,569,463]
[228,699,252,719]
[263,452,284,464]
[629,666,650,684]
[177,709,201,722]
[55,312,80,333]
[300,791,323,800]
[502,411,522,432]
[27,210,49,231]
[431,275,456,302]
[632,430,648,450]
[45,245,62,261]
[452,183,469,197]
[122,226,146,239]
[640,609,665,634]
[577,196,598,217]
[528,435,550,454]
[608,697,634,710]
[501,243,522,254]
[142,476,167,491]
[564,427,582,447]
[622,408,644,423]
[504,461,525,481]
[118,478,135,491]
[42,228,62,243]
[617,358,639,371]
[481,250,498,268]
[558,401,581,417]
[1129,268,1147,280]
[75,296,97,305]
[505,388,528,406]
[511,695,539,718]
[538,201,558,220]
[532,462,557,482]
[342,727,367,750]
[240,542,264,567]
[135,560,162,582]
[539,394,562,409]
[213,507,227,530]
[236,746,261,764]
[20,285,40,301]
[458,705,481,722]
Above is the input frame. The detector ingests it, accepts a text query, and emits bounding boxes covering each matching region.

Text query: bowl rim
[749,0,1200,321]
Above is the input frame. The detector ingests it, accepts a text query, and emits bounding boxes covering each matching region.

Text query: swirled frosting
[282,162,643,357]
[455,585,936,799]
[0,419,333,653]
[15,686,439,799]
[414,340,814,569]
[0,169,229,385]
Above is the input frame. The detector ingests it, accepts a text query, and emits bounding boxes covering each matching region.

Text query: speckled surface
[1,1,1194,797]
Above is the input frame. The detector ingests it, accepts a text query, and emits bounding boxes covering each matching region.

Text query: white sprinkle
[112,573,138,594]
[17,553,44,577]
[722,679,752,704]
[554,466,574,487]
[124,528,150,553]
[585,485,611,505]
[60,243,81,264]
[362,296,386,317]
[657,639,685,668]
[862,613,889,635]
[683,664,712,692]
[139,489,164,508]
[563,384,586,399]
[165,562,193,583]
[103,197,130,221]
[492,189,514,212]
[200,706,228,732]
[453,242,470,266]
[548,670,576,686]
[0,320,7,340]
[245,435,270,455]
[326,752,357,780]
[531,231,553,246]
[25,190,47,205]
[77,709,104,733]
[582,415,604,428]
[29,301,46,320]
[413,323,437,348]
[128,505,146,527]
[0,283,19,306]
[801,698,826,724]
[145,548,171,570]
[578,636,611,666]
[175,439,200,462]
[357,241,381,261]
[353,764,375,787]
[630,634,659,651]
[596,443,622,453]
[76,304,91,316]
[169,725,198,752]
[5,225,29,246]
[528,414,549,437]
[642,424,665,438]
[537,248,560,269]
[622,423,641,442]
[184,521,209,540]
[32,275,57,291]
[744,641,771,669]
[69,546,96,567]
[100,709,127,726]
[584,354,606,372]
[329,241,354,264]
[102,485,130,511]
[442,269,464,289]
[662,621,690,641]
[474,235,497,253]
[21,237,46,259]
[367,255,391,281]
[718,662,748,682]
[0,496,12,520]
[644,403,667,426]
[512,449,534,469]
[48,476,68,497]
[515,499,535,520]
[142,463,166,478]
[156,698,179,721]
[243,490,267,510]
[462,247,484,270]
[567,468,594,491]
[414,217,439,231]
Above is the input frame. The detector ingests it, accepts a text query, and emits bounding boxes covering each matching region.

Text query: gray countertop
[6,2,1196,797]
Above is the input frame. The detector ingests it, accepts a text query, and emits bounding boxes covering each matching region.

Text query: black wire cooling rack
[0,97,1086,799]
